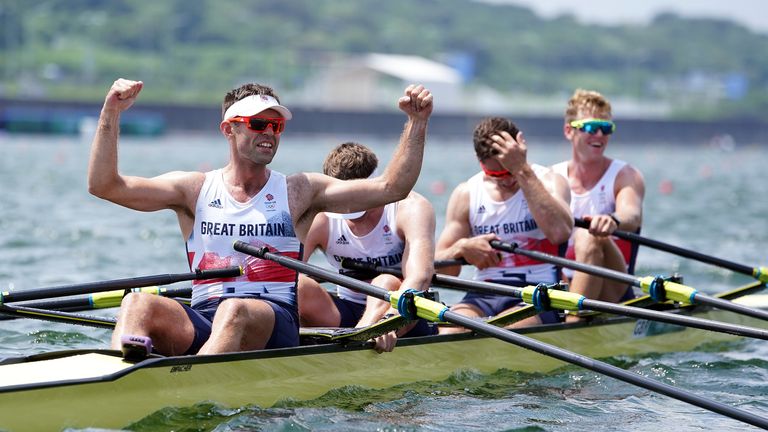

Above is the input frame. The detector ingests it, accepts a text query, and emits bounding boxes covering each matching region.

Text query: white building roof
[364,53,463,84]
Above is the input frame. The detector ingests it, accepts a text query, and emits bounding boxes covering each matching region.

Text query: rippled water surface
[1,132,767,431]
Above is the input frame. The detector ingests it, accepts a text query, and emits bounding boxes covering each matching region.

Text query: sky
[482,0,768,34]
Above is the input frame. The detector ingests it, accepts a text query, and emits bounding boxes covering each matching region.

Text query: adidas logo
[336,235,349,245]
[208,198,223,209]
[477,205,486,214]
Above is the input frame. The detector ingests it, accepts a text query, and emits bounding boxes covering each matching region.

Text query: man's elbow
[548,223,573,246]
[381,180,413,203]
[384,171,420,199]
[87,181,104,198]
[87,178,115,200]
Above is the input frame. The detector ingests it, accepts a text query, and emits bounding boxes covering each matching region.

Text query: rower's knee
[372,274,402,291]
[297,276,322,309]
[119,292,165,321]
[214,298,252,328]
[116,293,188,347]
[573,230,606,263]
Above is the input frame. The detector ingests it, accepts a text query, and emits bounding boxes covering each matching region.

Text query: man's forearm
[518,170,572,243]
[381,118,428,198]
[87,109,122,196]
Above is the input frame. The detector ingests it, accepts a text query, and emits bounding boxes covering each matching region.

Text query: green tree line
[2,0,767,120]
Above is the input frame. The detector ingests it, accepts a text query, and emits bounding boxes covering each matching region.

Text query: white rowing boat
[0,281,764,431]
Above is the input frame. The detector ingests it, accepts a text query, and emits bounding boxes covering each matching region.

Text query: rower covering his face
[435,116,573,332]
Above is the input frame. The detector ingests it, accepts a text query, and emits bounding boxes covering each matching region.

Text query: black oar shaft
[0,304,116,329]
[344,260,768,341]
[433,259,467,269]
[490,240,638,286]
[574,218,756,276]
[234,241,768,429]
[1,267,240,303]
[578,298,768,339]
[0,287,193,321]
[692,295,768,321]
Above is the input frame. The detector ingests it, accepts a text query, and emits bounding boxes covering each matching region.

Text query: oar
[341,260,768,341]
[490,240,768,321]
[0,267,240,304]
[233,240,768,429]
[575,218,768,283]
[433,259,467,269]
[0,286,193,321]
[0,303,116,329]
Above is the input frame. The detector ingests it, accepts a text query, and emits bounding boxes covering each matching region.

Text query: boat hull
[0,302,765,431]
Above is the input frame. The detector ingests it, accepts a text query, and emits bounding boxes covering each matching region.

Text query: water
[1,131,767,431]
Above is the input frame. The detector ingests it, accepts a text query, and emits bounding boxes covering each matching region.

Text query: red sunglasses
[229,116,286,134]
[480,162,512,178]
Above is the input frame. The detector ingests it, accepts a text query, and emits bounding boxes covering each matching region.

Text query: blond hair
[564,89,612,122]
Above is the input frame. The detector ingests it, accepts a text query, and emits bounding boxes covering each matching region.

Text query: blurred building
[292,53,511,114]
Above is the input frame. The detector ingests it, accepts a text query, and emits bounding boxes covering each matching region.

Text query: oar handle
[574,217,757,277]
[234,242,389,302]
[574,218,590,230]
[1,267,241,304]
[490,240,638,286]
[434,258,468,269]
[341,259,404,278]
[192,267,243,280]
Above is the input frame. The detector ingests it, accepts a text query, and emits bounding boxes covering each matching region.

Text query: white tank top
[468,164,560,284]
[552,159,633,273]
[186,169,302,309]
[552,159,626,218]
[324,203,404,304]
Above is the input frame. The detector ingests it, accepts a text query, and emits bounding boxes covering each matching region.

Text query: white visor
[223,94,292,120]
[325,210,366,220]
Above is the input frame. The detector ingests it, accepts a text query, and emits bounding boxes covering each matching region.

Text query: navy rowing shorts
[180,297,299,355]
[330,295,367,327]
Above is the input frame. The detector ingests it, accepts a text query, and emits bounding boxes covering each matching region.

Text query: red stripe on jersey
[191,252,239,285]
[506,238,560,267]
[244,251,300,282]
[191,250,300,285]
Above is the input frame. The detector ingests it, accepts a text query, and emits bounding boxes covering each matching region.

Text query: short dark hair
[221,83,280,119]
[473,117,520,160]
[323,142,378,180]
